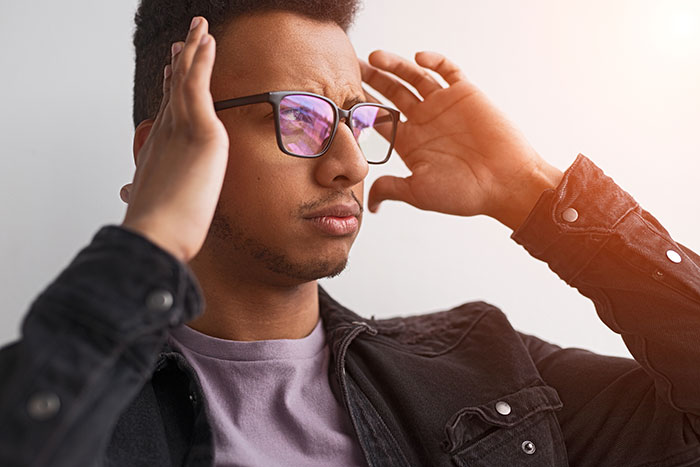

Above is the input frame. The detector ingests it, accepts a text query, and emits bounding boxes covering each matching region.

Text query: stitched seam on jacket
[352,380,412,467]
[365,306,492,357]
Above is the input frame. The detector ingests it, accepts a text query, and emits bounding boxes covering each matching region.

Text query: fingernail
[200,34,211,45]
[190,17,201,30]
[164,64,172,79]
[171,42,183,56]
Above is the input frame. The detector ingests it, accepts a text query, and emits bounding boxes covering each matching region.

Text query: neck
[185,254,320,342]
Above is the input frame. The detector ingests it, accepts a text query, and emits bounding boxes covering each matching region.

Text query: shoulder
[365,300,518,355]
[0,341,20,383]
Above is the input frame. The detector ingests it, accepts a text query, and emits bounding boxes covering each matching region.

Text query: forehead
[211,11,363,107]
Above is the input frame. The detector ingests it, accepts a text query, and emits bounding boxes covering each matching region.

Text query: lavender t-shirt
[168,318,367,467]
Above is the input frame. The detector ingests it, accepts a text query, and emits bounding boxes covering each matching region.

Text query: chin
[239,239,349,283]
[285,232,356,278]
[280,251,350,282]
[207,210,353,282]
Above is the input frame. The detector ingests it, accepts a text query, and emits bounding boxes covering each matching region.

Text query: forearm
[511,154,700,415]
[0,226,204,466]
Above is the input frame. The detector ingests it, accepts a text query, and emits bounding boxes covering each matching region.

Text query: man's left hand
[361,50,563,231]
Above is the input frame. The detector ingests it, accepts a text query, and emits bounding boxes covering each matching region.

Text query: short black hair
[132,0,363,129]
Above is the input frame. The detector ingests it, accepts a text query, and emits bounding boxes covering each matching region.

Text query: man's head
[132,1,371,287]
[133,1,362,128]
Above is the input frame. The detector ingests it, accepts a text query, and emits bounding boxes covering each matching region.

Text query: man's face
[198,11,368,285]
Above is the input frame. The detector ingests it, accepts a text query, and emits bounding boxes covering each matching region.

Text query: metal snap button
[666,250,682,264]
[561,207,579,223]
[27,391,61,420]
[495,401,511,415]
[521,440,536,455]
[146,289,174,311]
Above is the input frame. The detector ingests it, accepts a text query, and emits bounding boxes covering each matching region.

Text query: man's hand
[119,17,229,262]
[361,50,563,231]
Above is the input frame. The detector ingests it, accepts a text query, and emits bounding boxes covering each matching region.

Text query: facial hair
[207,207,348,282]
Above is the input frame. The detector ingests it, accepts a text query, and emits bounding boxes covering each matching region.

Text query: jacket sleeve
[510,154,700,466]
[0,225,205,467]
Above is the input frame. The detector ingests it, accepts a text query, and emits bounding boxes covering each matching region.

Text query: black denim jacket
[1,154,699,467]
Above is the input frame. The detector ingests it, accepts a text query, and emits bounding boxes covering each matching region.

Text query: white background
[1,0,698,358]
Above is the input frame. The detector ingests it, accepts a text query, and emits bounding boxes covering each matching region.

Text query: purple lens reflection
[279,95,334,156]
[351,106,380,139]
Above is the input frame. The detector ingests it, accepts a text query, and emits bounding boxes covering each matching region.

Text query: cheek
[220,118,278,192]
[219,136,312,223]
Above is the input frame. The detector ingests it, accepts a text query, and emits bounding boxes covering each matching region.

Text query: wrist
[120,219,189,263]
[495,161,563,232]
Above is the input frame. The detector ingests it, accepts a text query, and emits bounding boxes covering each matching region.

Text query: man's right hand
[119,16,229,263]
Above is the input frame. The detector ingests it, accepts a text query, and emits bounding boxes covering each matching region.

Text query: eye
[280,107,313,124]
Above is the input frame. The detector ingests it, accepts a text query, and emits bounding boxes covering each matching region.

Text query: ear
[132,119,155,166]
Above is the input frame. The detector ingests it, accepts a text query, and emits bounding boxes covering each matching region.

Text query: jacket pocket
[442,385,568,467]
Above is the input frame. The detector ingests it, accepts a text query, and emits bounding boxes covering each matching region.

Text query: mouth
[303,202,362,236]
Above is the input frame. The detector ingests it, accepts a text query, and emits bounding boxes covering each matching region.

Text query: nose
[313,120,369,189]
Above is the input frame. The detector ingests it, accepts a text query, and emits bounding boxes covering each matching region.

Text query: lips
[303,202,361,236]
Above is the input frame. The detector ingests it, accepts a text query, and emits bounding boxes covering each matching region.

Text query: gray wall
[2,0,699,358]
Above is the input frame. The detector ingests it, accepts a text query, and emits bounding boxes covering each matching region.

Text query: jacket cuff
[27,224,205,341]
[509,153,638,284]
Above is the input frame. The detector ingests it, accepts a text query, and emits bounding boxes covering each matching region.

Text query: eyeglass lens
[278,94,393,163]
[279,95,334,157]
[350,105,394,164]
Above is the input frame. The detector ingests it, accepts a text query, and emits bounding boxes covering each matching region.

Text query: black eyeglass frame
[213,91,400,164]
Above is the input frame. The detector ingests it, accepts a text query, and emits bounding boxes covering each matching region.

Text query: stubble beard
[208,209,349,282]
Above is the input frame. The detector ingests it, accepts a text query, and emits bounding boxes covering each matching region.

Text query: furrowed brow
[343,95,366,109]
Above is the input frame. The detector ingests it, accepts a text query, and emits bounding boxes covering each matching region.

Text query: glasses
[213,91,400,164]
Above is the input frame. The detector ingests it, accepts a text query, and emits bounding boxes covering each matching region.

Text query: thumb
[368,175,413,213]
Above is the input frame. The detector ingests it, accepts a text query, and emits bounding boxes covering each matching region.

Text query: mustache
[298,190,363,217]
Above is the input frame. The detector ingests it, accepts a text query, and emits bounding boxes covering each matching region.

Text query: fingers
[151,45,179,131]
[169,17,213,118]
[162,60,173,110]
[414,51,467,85]
[367,175,415,213]
[161,43,180,108]
[172,17,208,84]
[361,50,469,117]
[360,59,419,114]
[369,50,442,98]
[183,33,217,124]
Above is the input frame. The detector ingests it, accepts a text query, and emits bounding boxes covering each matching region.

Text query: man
[1,1,698,466]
